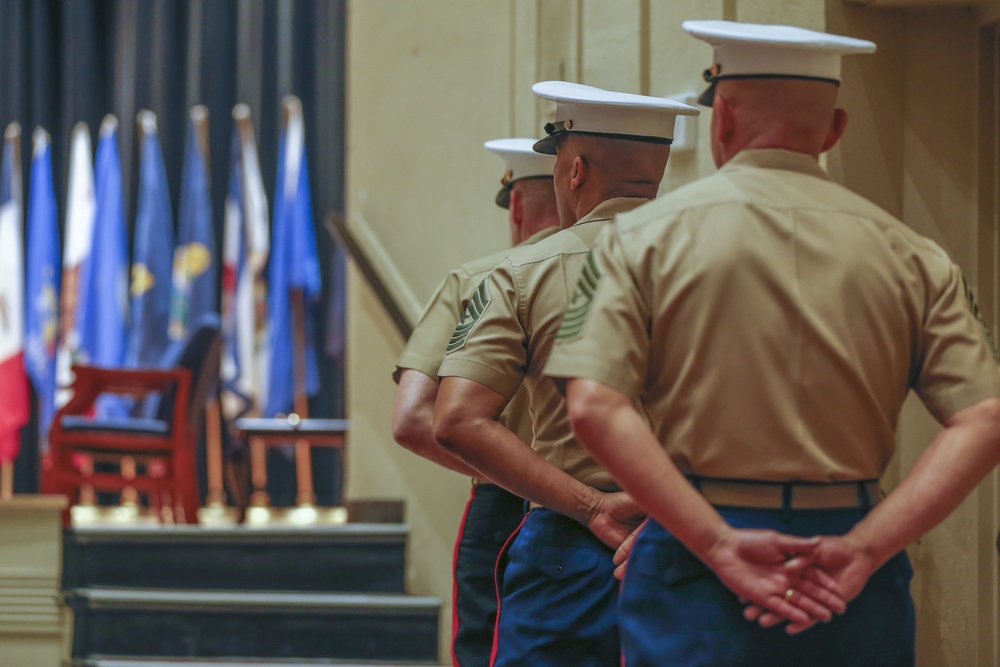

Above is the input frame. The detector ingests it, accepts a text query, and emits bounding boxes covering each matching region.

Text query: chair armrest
[56,365,192,418]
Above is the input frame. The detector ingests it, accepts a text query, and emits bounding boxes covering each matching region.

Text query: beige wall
[346,0,1000,662]
[830,3,999,664]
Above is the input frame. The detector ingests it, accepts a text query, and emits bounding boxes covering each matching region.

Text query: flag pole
[115,111,164,521]
[290,287,316,507]
[284,96,317,511]
[188,105,231,522]
[0,462,12,499]
[233,104,274,520]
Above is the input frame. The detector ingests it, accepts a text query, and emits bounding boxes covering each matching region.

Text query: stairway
[64,520,442,666]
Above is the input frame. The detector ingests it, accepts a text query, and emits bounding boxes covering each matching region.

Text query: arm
[392,368,481,477]
[566,376,846,626]
[434,375,644,549]
[807,396,1000,601]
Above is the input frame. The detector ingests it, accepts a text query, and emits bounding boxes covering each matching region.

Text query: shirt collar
[574,197,651,227]
[517,226,561,247]
[722,148,832,182]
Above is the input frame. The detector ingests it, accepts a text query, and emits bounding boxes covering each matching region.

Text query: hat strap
[712,73,841,87]
[541,125,674,146]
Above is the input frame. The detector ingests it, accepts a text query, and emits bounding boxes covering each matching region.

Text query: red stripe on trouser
[451,484,477,667]
[488,510,529,667]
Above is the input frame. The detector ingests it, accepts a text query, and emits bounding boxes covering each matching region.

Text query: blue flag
[170,107,216,341]
[265,99,321,417]
[24,129,61,439]
[125,112,175,368]
[78,116,128,373]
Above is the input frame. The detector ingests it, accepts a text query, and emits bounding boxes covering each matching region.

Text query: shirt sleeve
[914,261,1000,421]
[437,261,527,401]
[545,225,650,398]
[393,270,463,383]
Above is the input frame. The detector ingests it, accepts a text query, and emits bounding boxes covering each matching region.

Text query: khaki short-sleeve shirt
[546,149,1000,482]
[439,198,649,488]
[394,227,559,448]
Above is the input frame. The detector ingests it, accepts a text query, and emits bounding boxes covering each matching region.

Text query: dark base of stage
[64,501,442,667]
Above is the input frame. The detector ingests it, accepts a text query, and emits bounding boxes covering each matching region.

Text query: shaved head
[553,133,671,225]
[508,177,559,244]
[571,134,670,189]
[711,79,847,166]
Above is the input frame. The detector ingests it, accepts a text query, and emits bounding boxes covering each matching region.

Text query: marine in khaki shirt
[549,20,1000,666]
[439,196,646,488]
[393,139,558,475]
[433,81,698,667]
[394,225,557,457]
[392,138,559,667]
[550,148,1000,481]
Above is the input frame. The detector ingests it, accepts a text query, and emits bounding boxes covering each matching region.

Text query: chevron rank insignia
[961,275,1000,363]
[447,277,492,353]
[557,250,603,341]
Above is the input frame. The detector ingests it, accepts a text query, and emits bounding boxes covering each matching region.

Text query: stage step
[64,524,408,593]
[75,659,443,666]
[67,588,441,663]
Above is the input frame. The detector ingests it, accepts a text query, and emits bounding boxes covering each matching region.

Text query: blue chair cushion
[61,416,171,436]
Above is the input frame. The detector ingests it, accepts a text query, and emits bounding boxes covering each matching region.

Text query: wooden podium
[0,495,71,666]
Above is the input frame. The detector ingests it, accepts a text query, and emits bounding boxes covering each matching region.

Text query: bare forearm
[403,419,482,476]
[847,397,1000,568]
[434,377,601,524]
[568,380,729,560]
[438,414,599,524]
[393,370,481,477]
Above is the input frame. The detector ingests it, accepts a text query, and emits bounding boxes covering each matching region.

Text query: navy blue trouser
[493,507,621,667]
[452,483,526,667]
[620,508,915,667]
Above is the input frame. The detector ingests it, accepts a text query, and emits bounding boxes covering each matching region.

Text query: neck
[572,185,655,223]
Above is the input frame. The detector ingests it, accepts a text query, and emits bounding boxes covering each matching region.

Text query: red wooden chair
[43,315,222,524]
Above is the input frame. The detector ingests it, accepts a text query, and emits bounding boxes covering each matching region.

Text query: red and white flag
[55,122,96,408]
[220,104,270,420]
[0,123,30,464]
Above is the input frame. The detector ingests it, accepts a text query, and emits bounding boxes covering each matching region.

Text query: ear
[713,92,735,146]
[820,108,849,153]
[509,188,524,229]
[570,155,586,191]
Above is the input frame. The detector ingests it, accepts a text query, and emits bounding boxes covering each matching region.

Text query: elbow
[978,396,1000,436]
[391,408,432,456]
[565,379,612,444]
[432,408,464,454]
[953,396,1000,432]
[391,414,418,453]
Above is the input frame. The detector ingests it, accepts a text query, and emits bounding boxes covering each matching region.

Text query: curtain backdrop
[0,0,347,505]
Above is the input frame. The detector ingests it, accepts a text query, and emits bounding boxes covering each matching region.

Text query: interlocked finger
[764,591,812,627]
[778,585,833,622]
[794,576,846,615]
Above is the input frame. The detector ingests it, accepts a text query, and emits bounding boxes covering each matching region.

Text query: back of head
[715,78,840,158]
[485,137,559,243]
[512,177,560,234]
[682,20,876,165]
[530,81,698,222]
[564,133,670,199]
